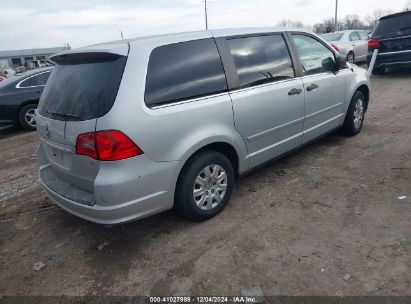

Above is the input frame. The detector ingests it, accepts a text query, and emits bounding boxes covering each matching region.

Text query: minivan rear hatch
[36,44,129,194]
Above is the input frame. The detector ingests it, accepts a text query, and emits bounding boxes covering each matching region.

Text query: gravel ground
[0,67,410,296]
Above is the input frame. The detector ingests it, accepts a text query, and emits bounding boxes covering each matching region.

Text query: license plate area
[47,145,71,170]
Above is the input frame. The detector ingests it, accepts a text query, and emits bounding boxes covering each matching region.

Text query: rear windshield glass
[322,32,344,42]
[374,14,411,37]
[38,54,127,121]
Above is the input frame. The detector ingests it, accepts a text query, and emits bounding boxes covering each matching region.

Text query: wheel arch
[355,84,370,112]
[19,99,39,111]
[189,142,240,177]
[171,140,243,210]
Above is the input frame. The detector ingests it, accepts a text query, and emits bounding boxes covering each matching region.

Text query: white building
[0,47,69,70]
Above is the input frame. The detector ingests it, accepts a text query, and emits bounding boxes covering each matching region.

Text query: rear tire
[18,104,38,131]
[373,66,386,75]
[342,91,365,136]
[347,52,355,63]
[175,150,234,222]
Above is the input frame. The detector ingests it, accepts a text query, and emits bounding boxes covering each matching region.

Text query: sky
[0,0,408,51]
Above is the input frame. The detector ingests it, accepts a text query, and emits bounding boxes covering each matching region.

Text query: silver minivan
[36,28,370,224]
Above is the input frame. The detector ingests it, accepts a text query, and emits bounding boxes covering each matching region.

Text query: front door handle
[307,84,319,92]
[288,88,303,96]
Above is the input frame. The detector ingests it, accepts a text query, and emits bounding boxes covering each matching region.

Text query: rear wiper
[46,110,80,119]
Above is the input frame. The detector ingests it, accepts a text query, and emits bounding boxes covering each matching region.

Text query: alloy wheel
[24,109,37,127]
[353,98,364,129]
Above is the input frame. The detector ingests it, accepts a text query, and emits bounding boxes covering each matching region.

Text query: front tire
[342,91,365,136]
[175,150,234,221]
[18,104,38,131]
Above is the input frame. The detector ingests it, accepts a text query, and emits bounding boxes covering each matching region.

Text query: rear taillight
[76,130,143,161]
[368,39,381,50]
[331,44,340,52]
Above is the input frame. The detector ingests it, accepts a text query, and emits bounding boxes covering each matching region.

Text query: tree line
[277,9,393,34]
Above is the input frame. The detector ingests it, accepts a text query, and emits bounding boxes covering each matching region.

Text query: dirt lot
[0,68,410,297]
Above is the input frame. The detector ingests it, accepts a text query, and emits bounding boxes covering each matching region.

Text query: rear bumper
[368,50,411,67]
[37,144,183,224]
[40,178,174,224]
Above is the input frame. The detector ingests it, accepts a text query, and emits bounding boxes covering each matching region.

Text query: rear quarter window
[144,38,228,107]
[18,71,51,88]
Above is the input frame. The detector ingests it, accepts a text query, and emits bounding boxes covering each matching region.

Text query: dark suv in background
[368,10,411,73]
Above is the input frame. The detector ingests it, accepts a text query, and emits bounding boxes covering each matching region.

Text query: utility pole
[204,0,209,30]
[334,0,338,32]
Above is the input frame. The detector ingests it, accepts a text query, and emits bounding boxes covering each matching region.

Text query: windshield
[322,32,344,42]
[38,54,127,121]
[374,13,411,37]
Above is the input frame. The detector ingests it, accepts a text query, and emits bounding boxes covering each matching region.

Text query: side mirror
[321,57,336,73]
[335,54,347,70]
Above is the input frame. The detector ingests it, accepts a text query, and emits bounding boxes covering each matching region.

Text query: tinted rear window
[38,54,127,121]
[374,13,411,37]
[145,38,227,107]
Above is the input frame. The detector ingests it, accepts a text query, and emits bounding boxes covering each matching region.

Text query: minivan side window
[19,71,51,88]
[145,39,228,107]
[226,35,295,89]
[292,35,336,76]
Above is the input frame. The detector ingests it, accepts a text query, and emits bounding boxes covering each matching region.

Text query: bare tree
[343,14,366,30]
[313,18,343,33]
[277,19,305,29]
[364,9,393,29]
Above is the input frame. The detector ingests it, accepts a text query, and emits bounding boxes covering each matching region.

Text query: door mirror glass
[321,57,335,73]
[335,54,347,70]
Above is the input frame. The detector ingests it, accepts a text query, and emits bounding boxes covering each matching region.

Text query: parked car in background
[322,30,369,63]
[2,68,16,78]
[368,10,411,74]
[35,27,370,224]
[0,67,53,130]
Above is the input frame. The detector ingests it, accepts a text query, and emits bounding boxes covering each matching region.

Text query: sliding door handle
[307,84,319,92]
[288,88,303,96]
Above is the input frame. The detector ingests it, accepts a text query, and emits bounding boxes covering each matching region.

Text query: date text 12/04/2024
[149,296,259,303]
